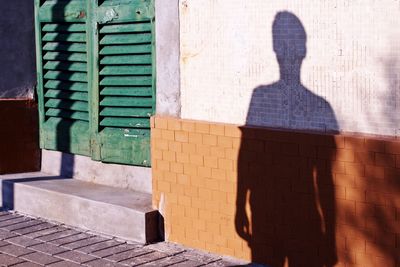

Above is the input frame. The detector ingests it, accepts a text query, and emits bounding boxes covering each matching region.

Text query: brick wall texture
[0,99,40,174]
[180,0,400,136]
[152,116,400,267]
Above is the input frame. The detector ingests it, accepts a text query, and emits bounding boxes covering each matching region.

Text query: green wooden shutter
[35,0,91,156]
[90,0,155,166]
[35,0,155,166]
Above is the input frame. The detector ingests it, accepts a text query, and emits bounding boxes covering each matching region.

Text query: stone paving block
[0,217,29,228]
[54,250,98,264]
[178,250,221,264]
[144,242,186,255]
[0,244,34,257]
[48,260,82,267]
[0,214,23,223]
[170,259,203,267]
[50,232,92,246]
[204,260,239,266]
[63,236,108,250]
[106,247,153,262]
[6,235,42,248]
[4,219,43,231]
[13,222,55,235]
[91,244,138,258]
[29,242,69,255]
[85,258,129,267]
[120,251,168,266]
[0,211,11,217]
[0,240,9,247]
[11,261,42,267]
[0,229,18,240]
[0,252,25,266]
[37,229,80,242]
[139,255,187,266]
[21,252,62,265]
[25,225,66,239]
[77,239,122,254]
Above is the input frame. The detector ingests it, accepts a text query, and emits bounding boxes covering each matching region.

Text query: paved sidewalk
[0,211,249,267]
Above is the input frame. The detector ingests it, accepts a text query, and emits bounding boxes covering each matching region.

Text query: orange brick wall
[0,99,40,174]
[151,116,400,267]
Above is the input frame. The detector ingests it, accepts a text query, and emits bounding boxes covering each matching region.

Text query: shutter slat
[46,108,89,121]
[100,107,152,117]
[42,33,86,43]
[42,23,86,32]
[44,70,88,82]
[99,23,152,34]
[100,87,152,96]
[100,65,152,75]
[43,42,86,52]
[44,61,87,72]
[100,96,152,107]
[45,90,88,101]
[100,44,151,55]
[101,127,150,137]
[43,52,87,62]
[45,99,88,112]
[100,76,152,86]
[99,0,148,7]
[44,80,87,92]
[100,33,152,45]
[100,117,150,128]
[100,55,151,65]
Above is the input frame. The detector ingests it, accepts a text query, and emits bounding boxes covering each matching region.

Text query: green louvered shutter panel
[35,0,91,156]
[35,0,155,166]
[89,0,155,166]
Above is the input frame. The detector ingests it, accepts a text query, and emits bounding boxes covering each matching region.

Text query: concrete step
[0,172,160,244]
[41,149,152,194]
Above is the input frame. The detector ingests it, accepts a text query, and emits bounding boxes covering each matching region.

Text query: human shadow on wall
[235,12,338,267]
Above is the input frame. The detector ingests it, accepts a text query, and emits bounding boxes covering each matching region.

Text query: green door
[35,0,155,166]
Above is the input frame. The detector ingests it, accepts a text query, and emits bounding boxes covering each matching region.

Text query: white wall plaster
[155,0,181,116]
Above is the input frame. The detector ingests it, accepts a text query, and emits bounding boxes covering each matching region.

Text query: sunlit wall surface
[180,0,400,136]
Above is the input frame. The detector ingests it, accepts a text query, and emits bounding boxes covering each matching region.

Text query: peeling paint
[65,11,85,19]
[100,8,118,23]
[124,134,139,138]
[78,11,86,19]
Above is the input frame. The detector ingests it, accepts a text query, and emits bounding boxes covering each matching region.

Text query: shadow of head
[273,11,307,67]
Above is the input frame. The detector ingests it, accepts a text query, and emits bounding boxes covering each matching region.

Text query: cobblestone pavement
[0,211,250,267]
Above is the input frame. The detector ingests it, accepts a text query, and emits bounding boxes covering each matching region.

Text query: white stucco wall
[155,0,181,116]
[179,0,400,136]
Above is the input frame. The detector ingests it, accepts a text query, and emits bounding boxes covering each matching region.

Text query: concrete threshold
[0,172,160,244]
